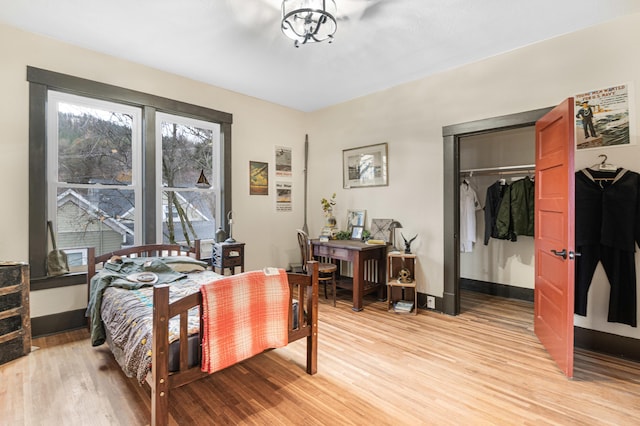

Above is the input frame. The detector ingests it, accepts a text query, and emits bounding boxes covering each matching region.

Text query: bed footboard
[150,260,319,426]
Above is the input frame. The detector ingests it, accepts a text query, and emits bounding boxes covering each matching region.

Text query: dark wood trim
[575,326,640,362]
[221,121,232,235]
[442,107,552,137]
[442,134,459,315]
[30,273,87,291]
[28,82,48,278]
[31,308,86,337]
[142,106,157,244]
[26,66,232,124]
[442,107,552,315]
[460,278,534,302]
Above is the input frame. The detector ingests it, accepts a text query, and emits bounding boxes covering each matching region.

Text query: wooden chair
[297,229,338,307]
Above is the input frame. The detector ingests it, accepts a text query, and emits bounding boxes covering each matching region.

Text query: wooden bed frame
[87,241,319,426]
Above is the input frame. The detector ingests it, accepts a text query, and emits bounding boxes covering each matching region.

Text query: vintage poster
[575,84,631,150]
[276,181,292,212]
[249,161,268,195]
[275,146,292,177]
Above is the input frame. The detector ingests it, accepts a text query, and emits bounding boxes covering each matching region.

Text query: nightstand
[212,242,245,275]
[387,252,417,315]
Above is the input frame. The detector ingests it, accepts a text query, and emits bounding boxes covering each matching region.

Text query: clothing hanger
[588,154,618,182]
[462,171,471,187]
[590,154,617,172]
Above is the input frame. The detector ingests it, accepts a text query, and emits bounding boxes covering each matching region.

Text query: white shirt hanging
[460,181,481,253]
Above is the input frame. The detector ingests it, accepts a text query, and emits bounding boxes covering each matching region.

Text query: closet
[444,106,639,365]
[458,126,536,307]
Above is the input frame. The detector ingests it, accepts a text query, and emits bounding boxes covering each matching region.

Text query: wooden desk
[310,239,387,311]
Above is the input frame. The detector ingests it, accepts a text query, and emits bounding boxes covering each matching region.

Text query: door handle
[569,251,581,260]
[551,249,567,259]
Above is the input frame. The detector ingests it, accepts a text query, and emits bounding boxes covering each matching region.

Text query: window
[28,67,232,279]
[47,92,142,255]
[156,113,220,247]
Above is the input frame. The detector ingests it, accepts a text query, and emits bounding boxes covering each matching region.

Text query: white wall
[3,13,640,339]
[308,13,640,338]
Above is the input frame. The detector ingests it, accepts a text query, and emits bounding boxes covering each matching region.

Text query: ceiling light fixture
[281,0,337,48]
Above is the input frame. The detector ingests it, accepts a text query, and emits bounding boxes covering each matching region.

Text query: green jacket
[495,176,534,241]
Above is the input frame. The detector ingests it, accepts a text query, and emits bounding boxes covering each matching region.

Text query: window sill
[30,272,87,291]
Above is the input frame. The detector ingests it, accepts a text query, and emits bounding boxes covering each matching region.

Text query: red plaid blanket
[200,268,290,374]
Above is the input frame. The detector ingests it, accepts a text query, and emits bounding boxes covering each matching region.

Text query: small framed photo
[351,226,364,240]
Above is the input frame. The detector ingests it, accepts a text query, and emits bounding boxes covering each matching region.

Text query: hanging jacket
[495,176,534,241]
[575,168,640,251]
[483,180,508,245]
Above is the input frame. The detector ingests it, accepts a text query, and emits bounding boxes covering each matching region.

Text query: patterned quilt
[101,270,224,383]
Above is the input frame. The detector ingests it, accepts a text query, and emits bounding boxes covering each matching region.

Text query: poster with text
[276,181,292,212]
[575,84,631,150]
[275,146,292,177]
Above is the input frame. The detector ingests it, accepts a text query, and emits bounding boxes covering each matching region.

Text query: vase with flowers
[321,193,337,228]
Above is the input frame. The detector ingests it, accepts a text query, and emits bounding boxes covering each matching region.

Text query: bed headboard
[87,240,201,282]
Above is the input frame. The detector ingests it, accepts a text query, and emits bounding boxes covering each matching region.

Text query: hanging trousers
[575,244,637,327]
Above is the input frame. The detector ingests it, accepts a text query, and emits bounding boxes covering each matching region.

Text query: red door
[534,98,575,378]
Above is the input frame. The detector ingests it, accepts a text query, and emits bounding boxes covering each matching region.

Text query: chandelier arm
[281,0,337,46]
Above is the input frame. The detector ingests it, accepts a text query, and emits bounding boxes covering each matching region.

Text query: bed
[86,241,319,426]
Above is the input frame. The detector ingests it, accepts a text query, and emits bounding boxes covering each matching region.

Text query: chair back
[297,229,311,273]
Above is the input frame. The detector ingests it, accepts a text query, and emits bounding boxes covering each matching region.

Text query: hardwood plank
[2,291,639,425]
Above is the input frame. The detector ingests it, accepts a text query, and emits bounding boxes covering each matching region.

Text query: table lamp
[389,221,403,251]
[225,210,236,243]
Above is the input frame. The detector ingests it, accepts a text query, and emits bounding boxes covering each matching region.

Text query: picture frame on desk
[346,209,366,233]
[351,225,364,240]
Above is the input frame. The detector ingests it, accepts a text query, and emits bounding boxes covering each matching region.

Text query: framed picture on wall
[249,161,268,195]
[343,143,388,188]
[575,84,632,150]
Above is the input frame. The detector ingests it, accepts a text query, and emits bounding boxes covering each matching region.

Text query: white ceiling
[1,0,640,112]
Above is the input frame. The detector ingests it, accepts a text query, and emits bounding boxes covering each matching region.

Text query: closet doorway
[442,107,552,316]
[459,127,536,305]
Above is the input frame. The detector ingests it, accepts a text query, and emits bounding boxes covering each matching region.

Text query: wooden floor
[2,291,640,425]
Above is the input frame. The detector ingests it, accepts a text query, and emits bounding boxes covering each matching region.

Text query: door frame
[442,107,553,315]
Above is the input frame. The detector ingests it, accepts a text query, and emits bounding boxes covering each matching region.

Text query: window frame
[47,91,144,250]
[155,112,221,244]
[28,66,233,280]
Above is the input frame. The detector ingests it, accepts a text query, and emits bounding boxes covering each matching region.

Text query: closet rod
[460,164,535,175]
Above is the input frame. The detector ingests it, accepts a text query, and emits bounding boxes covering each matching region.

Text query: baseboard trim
[460,278,534,302]
[575,326,640,362]
[31,309,86,338]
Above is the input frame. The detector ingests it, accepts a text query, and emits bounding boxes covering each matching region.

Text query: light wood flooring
[2,291,640,425]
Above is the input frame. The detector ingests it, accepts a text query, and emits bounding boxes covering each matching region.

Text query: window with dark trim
[28,66,233,281]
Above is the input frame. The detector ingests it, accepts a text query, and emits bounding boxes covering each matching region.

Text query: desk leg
[377,248,387,301]
[352,252,363,311]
